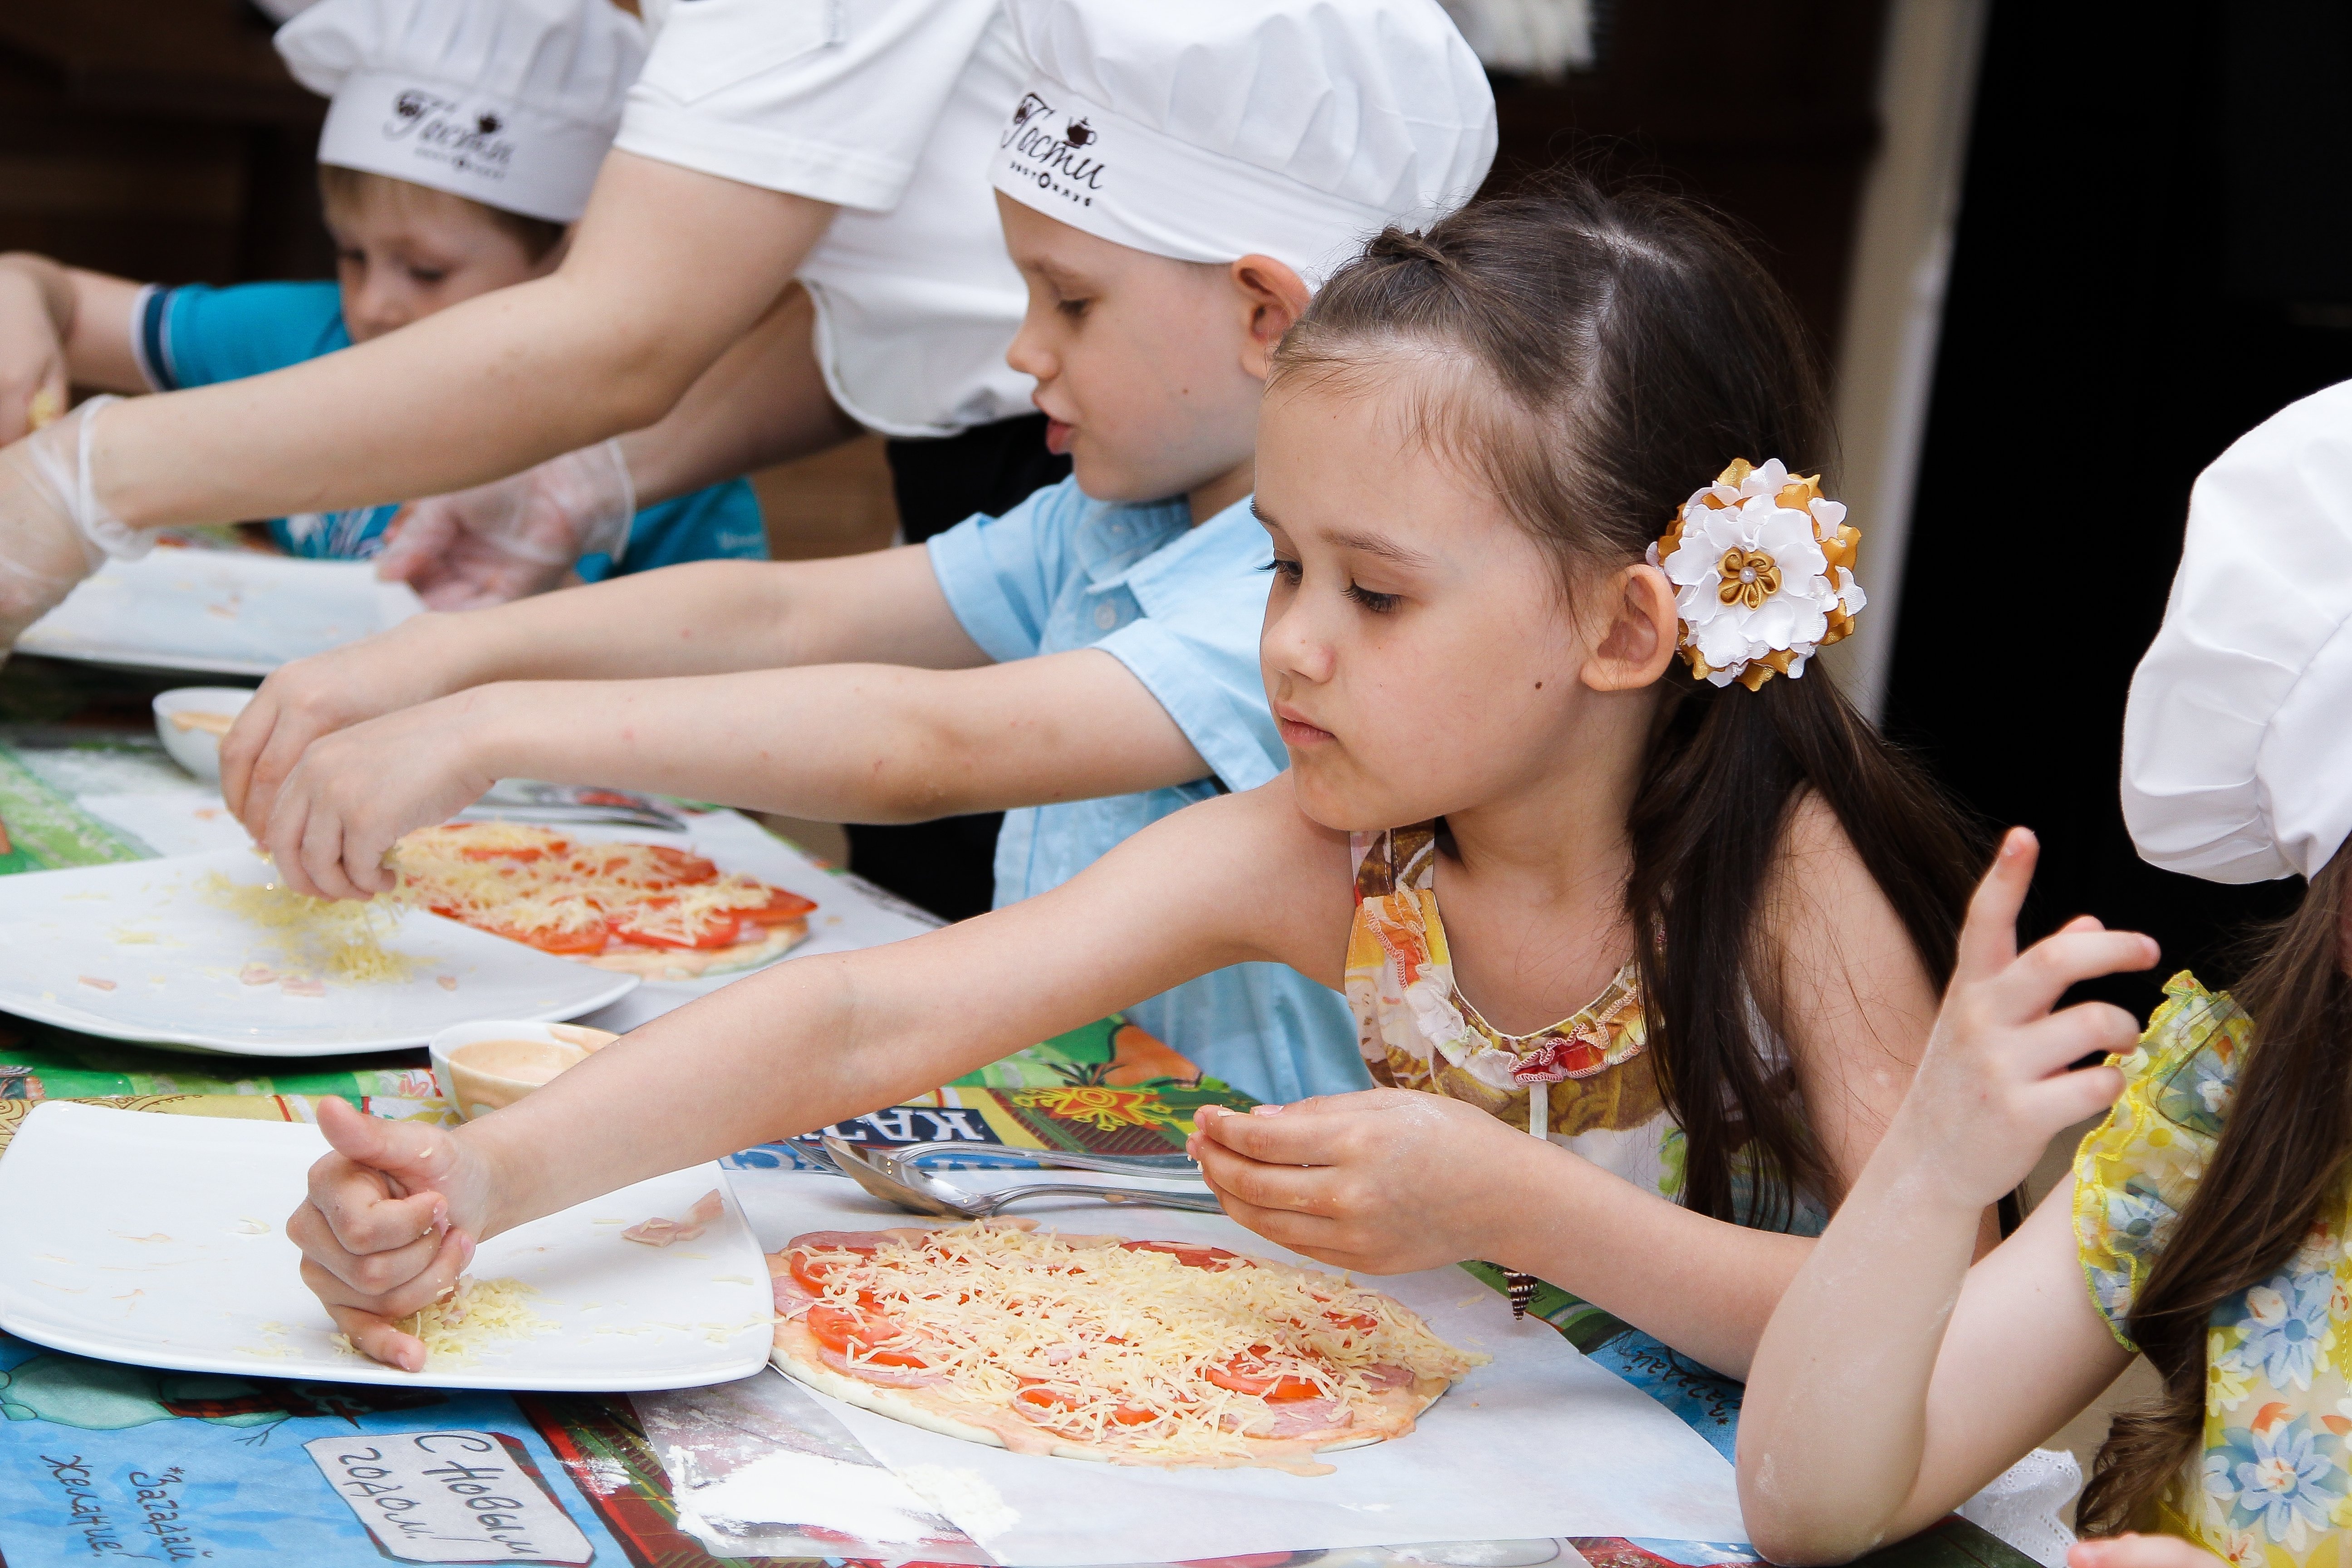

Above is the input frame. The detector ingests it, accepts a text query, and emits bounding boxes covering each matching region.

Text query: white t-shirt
[618,0,1033,439]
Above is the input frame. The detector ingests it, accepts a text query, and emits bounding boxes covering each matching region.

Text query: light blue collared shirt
[927,477,1367,1104]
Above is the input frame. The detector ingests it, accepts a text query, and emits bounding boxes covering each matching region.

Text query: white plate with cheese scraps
[17,551,425,676]
[0,1103,775,1392]
[0,848,637,1054]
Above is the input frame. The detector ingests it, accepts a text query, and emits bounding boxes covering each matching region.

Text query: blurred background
[2,0,2344,1010]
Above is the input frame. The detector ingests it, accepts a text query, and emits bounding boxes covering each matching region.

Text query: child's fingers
[1193,1132,1348,1215]
[325,1303,427,1373]
[299,1228,470,1320]
[1193,1101,1343,1165]
[1991,928,2160,1020]
[318,1095,457,1190]
[1953,828,2038,982]
[2019,1061,2127,1137]
[2070,1534,2231,1568]
[287,1194,445,1291]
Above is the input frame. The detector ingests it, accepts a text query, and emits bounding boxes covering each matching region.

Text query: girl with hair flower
[279,180,1989,1453]
[1738,379,2352,1568]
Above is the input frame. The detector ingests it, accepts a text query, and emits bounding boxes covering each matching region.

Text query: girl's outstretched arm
[287,779,1351,1370]
[1736,829,2152,1564]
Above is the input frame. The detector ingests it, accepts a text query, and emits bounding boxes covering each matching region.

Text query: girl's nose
[1262,598,1336,686]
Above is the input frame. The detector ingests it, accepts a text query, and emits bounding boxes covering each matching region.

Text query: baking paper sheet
[723,1168,1746,1564]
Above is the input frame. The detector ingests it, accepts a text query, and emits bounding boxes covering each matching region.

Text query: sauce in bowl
[450,1038,587,1087]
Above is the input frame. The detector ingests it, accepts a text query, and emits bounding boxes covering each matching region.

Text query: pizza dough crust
[586,918,807,980]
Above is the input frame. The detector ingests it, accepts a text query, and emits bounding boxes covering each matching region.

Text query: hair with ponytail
[1269,176,1984,1226]
[2078,856,2352,1533]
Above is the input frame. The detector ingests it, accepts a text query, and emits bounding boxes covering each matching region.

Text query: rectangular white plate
[0,1102,774,1392]
[0,848,637,1054]
[18,551,424,676]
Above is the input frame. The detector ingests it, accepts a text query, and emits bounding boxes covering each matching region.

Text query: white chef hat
[277,0,645,225]
[992,0,1497,289]
[2122,379,2352,883]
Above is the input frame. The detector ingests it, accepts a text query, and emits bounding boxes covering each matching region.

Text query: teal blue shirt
[927,476,1367,1105]
[136,281,766,575]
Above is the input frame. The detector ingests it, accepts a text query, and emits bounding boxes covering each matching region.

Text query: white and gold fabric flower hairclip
[1646,458,1866,691]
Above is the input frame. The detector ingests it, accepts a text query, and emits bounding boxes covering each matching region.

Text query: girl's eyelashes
[1056,295,1091,320]
[1261,556,1398,612]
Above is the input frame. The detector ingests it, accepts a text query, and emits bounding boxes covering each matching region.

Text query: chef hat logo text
[377,83,516,176]
[1002,92,1107,212]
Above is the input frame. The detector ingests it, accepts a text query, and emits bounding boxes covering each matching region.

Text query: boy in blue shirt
[207,0,1495,1107]
[0,0,761,593]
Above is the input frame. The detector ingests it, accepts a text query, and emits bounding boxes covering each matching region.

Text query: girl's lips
[1044,418,1074,456]
[1277,715,1335,746]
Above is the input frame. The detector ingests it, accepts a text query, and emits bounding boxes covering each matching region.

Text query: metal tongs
[820,1135,1220,1220]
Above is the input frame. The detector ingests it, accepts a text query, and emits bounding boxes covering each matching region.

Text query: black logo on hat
[1001,92,1105,206]
[379,84,515,180]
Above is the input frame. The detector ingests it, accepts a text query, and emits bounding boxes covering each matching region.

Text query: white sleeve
[614,0,1005,213]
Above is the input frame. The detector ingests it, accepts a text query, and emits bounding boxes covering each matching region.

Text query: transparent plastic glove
[0,394,147,651]
[372,437,634,611]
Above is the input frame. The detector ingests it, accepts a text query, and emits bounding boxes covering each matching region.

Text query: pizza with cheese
[389,823,817,981]
[765,1220,1481,1474]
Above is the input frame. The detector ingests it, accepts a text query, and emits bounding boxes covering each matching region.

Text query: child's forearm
[1485,1142,1822,1377]
[454,654,1207,823]
[1734,1141,1983,1563]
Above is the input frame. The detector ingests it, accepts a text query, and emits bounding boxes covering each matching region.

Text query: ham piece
[622,1188,724,1247]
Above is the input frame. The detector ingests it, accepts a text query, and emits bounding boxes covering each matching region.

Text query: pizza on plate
[389,823,817,980]
[766,1220,1482,1474]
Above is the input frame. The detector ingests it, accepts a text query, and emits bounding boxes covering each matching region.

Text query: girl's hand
[0,265,68,444]
[257,691,503,901]
[1188,1089,1542,1272]
[2070,1535,2229,1568]
[286,1098,496,1372]
[1894,827,2156,1210]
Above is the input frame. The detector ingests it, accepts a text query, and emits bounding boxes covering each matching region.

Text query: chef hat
[2122,379,2352,883]
[992,0,1496,289]
[277,0,645,225]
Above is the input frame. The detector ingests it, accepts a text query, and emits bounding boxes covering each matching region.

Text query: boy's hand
[1188,1089,1537,1273]
[0,265,68,444]
[1892,828,2156,1210]
[289,1097,495,1372]
[374,441,633,611]
[222,626,476,844]
[257,691,502,900]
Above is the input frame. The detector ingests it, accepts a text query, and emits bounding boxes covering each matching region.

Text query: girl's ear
[1583,563,1681,692]
[1232,255,1311,382]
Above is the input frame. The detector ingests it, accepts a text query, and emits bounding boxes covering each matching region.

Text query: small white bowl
[428,1019,620,1122]
[152,687,256,782]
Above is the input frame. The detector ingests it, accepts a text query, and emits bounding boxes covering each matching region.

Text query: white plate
[0,1102,774,1392]
[18,551,424,676]
[0,848,638,1054]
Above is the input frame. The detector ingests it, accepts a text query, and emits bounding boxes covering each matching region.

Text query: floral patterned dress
[1345,822,1679,1192]
[1343,823,1823,1458]
[2075,972,2352,1566]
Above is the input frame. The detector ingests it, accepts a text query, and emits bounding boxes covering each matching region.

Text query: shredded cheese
[397,1276,554,1367]
[782,1222,1483,1464]
[200,871,414,985]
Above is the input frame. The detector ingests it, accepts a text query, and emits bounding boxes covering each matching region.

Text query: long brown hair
[1270,177,1984,1227]
[2079,856,2352,1533]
